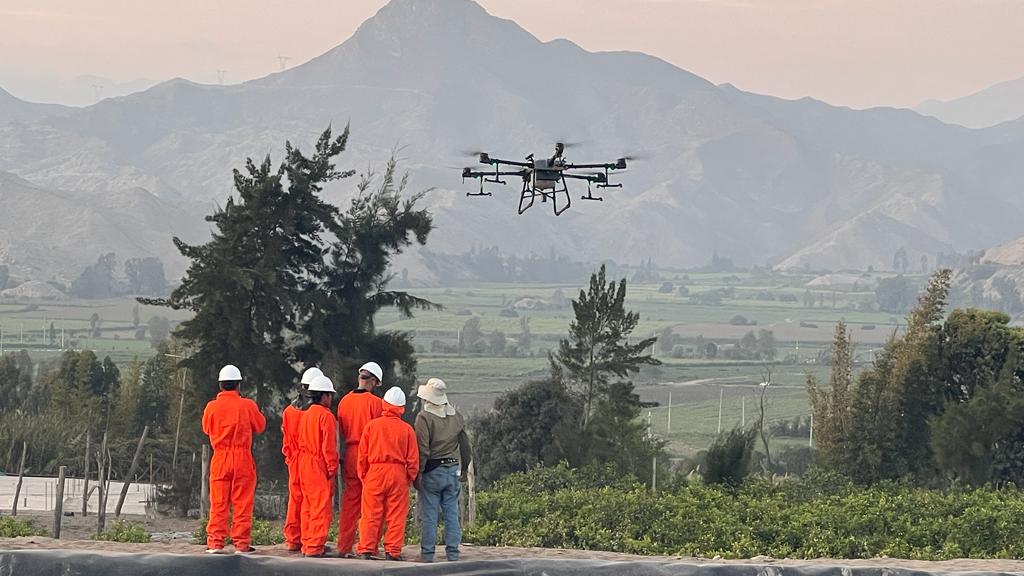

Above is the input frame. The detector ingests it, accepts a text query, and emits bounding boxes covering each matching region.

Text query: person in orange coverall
[281,366,322,551]
[356,386,418,561]
[336,361,384,557]
[297,374,339,558]
[202,364,266,554]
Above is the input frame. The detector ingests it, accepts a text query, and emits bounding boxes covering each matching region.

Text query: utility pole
[809,413,814,448]
[717,387,723,434]
[666,391,672,434]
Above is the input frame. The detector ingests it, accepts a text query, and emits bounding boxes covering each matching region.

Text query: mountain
[917,76,1024,129]
[2,0,1024,280]
[0,172,208,282]
[0,87,70,122]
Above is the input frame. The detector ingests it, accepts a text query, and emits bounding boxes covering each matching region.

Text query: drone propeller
[556,140,586,149]
[618,150,652,162]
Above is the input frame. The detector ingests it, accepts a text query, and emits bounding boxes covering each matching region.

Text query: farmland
[1,268,913,458]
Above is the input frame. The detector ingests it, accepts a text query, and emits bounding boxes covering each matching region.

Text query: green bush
[194,518,285,546]
[0,517,46,538]
[466,466,1024,559]
[98,520,151,543]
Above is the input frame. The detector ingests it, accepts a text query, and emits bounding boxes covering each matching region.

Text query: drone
[460,143,630,216]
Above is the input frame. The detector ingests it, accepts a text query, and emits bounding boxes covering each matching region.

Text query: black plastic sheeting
[0,551,1020,576]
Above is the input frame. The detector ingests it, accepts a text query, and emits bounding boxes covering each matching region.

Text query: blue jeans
[418,465,461,560]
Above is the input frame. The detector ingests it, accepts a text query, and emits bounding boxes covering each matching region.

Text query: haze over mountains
[917,76,1024,129]
[2,0,1024,284]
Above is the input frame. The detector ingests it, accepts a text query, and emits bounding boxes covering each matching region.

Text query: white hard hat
[359,362,383,383]
[218,365,242,382]
[417,378,449,406]
[383,386,406,407]
[308,375,336,394]
[300,367,324,386]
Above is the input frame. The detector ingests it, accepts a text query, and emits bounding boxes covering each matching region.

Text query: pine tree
[551,264,660,429]
[145,127,355,406]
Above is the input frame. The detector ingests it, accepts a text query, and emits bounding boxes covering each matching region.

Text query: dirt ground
[5,529,1024,572]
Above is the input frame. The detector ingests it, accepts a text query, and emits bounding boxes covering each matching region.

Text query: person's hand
[413,476,422,491]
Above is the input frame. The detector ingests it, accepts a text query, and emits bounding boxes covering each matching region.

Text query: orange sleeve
[251,401,267,434]
[280,409,292,462]
[201,403,212,437]
[357,427,370,480]
[323,413,339,478]
[405,426,419,483]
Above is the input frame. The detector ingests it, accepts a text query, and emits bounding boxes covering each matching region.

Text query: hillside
[0,172,207,282]
[2,0,1024,279]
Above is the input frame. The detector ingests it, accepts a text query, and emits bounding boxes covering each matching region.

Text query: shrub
[702,427,756,487]
[193,518,284,546]
[0,517,46,538]
[98,520,151,543]
[467,466,1024,559]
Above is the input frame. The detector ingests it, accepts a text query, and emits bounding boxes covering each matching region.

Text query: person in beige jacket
[414,378,472,562]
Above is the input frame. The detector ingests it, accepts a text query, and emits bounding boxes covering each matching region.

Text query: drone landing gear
[468,177,493,197]
[581,180,604,202]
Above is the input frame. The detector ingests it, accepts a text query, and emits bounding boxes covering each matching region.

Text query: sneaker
[447,556,461,562]
[205,547,228,555]
[341,552,357,559]
[385,553,406,561]
[302,551,326,558]
[236,546,256,554]
[415,555,434,563]
[358,552,374,560]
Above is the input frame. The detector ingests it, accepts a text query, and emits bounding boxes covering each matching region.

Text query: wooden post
[96,432,108,536]
[149,454,154,509]
[200,445,210,519]
[82,431,91,517]
[115,426,149,517]
[12,442,26,516]
[172,372,186,472]
[53,466,67,538]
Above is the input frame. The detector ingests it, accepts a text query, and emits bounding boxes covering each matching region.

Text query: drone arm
[463,169,530,179]
[484,156,532,168]
[562,173,605,183]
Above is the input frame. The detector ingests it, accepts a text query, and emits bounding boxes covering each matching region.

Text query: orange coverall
[297,403,339,556]
[201,390,266,551]
[336,389,383,553]
[280,403,304,549]
[356,403,418,558]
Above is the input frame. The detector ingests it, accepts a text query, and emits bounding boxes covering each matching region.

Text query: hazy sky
[2,0,1023,108]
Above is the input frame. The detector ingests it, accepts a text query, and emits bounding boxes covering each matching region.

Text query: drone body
[461,143,628,216]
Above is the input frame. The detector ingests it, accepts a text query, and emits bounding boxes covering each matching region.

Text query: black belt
[424,458,459,473]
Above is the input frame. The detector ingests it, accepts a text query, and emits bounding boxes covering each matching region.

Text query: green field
[1,268,904,457]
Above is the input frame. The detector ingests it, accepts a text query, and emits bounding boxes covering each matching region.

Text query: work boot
[236,546,256,554]
[303,551,326,558]
[205,547,228,555]
[385,553,406,561]
[358,552,374,560]
[285,543,301,552]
